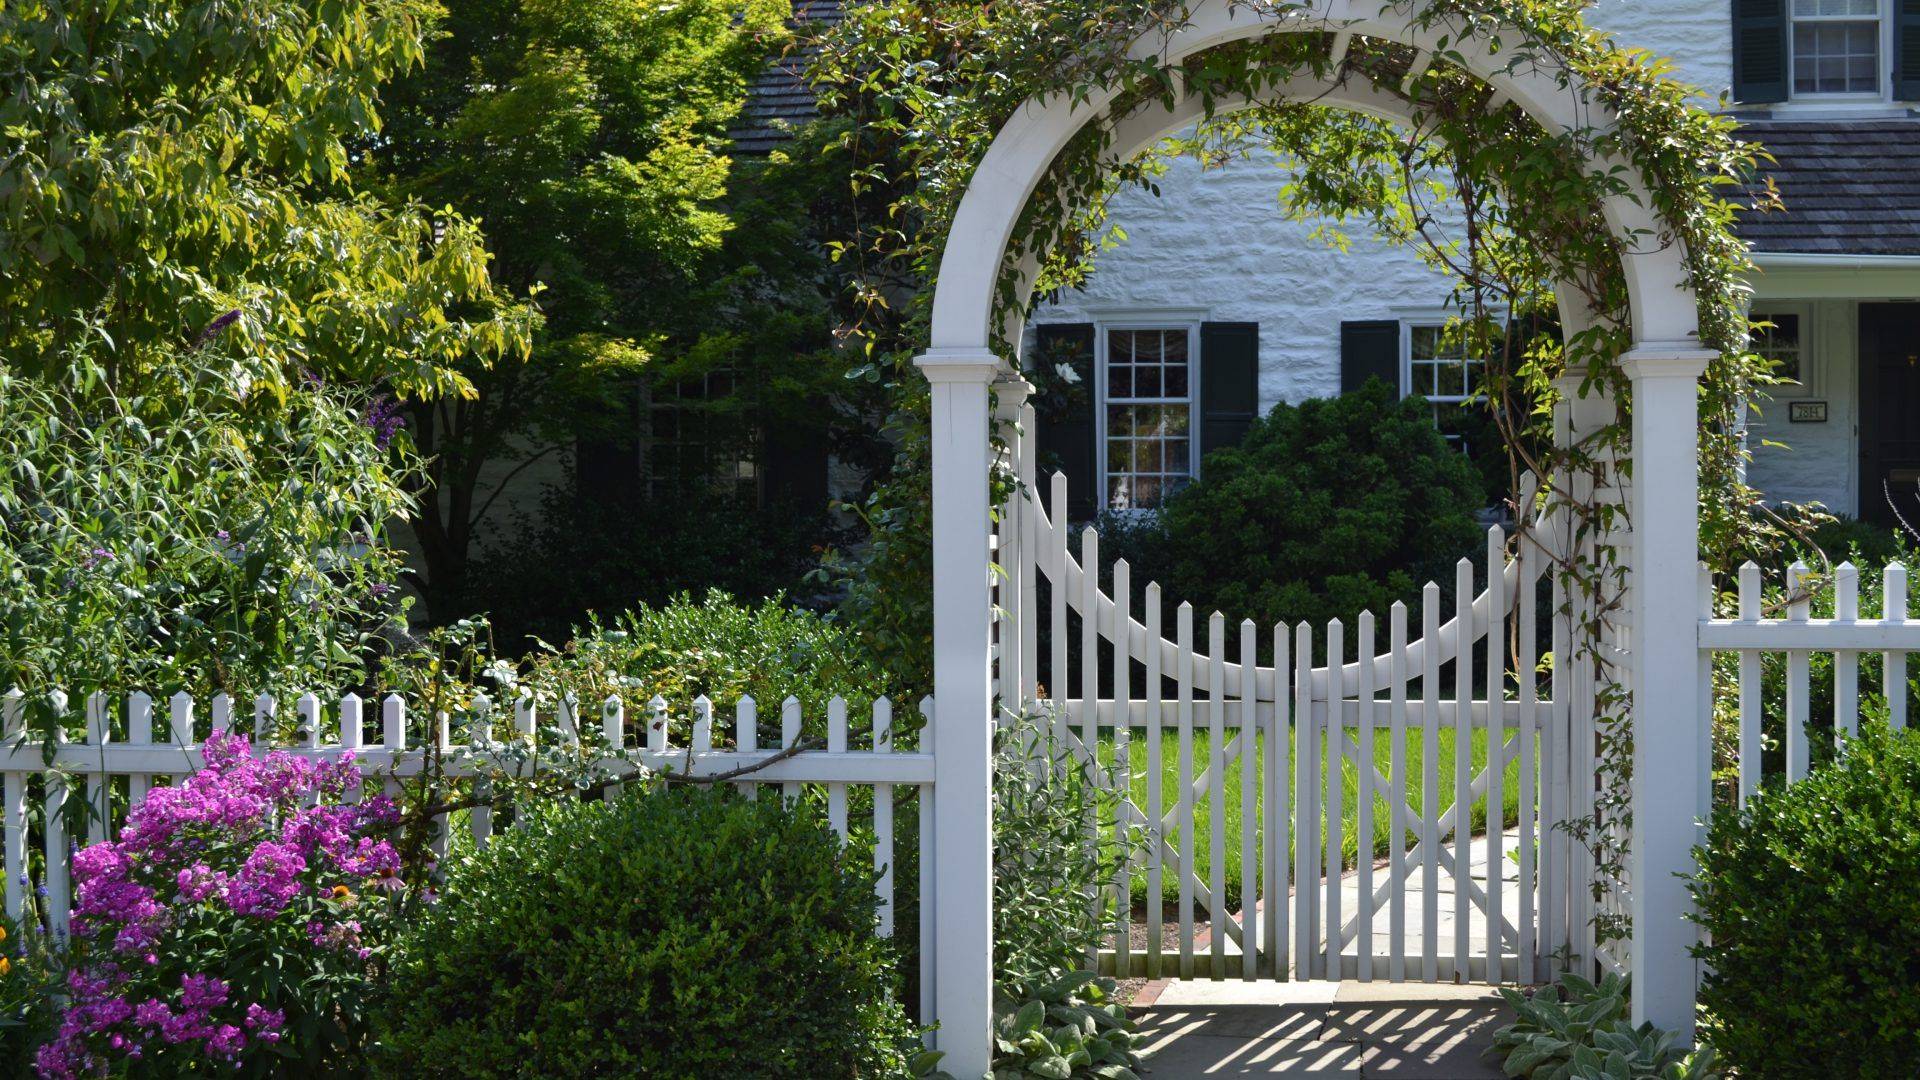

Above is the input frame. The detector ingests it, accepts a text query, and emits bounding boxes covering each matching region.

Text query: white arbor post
[917,347,1000,1075]
[1623,346,1714,1035]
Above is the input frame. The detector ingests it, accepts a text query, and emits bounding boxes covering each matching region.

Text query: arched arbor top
[922,0,1704,367]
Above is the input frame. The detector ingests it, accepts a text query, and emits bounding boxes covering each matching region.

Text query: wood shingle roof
[1737,119,1920,257]
[729,1,844,155]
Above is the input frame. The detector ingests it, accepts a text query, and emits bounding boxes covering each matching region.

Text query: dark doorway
[1859,302,1920,525]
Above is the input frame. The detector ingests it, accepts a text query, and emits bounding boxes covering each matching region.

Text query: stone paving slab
[1134,982,1512,1078]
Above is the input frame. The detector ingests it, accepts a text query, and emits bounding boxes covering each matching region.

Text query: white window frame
[1398,316,1487,406]
[1788,0,1891,102]
[1748,301,1820,399]
[1093,319,1202,514]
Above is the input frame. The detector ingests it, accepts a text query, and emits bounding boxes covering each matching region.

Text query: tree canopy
[372,0,863,620]
[0,0,532,397]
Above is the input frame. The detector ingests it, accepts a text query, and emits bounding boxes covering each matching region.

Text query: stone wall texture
[1030,2,1856,513]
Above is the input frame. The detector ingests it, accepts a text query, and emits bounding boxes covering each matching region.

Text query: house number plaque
[1788,401,1828,423]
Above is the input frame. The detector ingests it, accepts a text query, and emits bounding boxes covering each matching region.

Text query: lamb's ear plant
[989,712,1147,1079]
[990,972,1141,1080]
[1488,973,1719,1080]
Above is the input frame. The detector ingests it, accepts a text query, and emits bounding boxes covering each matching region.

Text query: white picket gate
[996,455,1598,985]
[0,689,935,1014]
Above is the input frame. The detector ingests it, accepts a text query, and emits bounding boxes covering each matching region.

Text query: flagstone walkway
[1126,840,1526,1076]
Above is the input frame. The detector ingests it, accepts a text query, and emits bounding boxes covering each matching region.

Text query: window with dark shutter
[763,411,830,513]
[1733,0,1791,104]
[1032,323,1099,521]
[1340,320,1402,397]
[1199,322,1260,459]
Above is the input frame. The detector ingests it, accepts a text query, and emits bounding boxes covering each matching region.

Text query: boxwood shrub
[1101,379,1486,635]
[376,786,923,1077]
[1690,724,1920,1077]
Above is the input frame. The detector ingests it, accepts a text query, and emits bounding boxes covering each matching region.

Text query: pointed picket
[874,698,895,938]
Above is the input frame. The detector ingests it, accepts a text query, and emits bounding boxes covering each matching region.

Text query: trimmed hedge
[1104,380,1486,635]
[377,786,921,1077]
[1690,724,1920,1077]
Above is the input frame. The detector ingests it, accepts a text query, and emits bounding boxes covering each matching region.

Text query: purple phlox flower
[41,727,402,1078]
[174,863,226,904]
[223,841,305,918]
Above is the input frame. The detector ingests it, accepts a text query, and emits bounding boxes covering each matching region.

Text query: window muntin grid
[1792,0,1882,95]
[1103,327,1194,511]
[645,369,759,502]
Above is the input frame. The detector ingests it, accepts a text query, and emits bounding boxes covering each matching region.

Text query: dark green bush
[377,786,922,1078]
[1690,725,1920,1077]
[1802,515,1908,570]
[1104,380,1486,633]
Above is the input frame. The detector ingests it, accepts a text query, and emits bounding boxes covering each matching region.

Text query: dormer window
[1733,0,1919,105]
[1792,0,1882,96]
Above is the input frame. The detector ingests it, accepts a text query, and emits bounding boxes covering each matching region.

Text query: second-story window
[1792,0,1882,95]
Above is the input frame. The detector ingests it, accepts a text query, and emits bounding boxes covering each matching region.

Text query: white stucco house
[735,1,1920,522]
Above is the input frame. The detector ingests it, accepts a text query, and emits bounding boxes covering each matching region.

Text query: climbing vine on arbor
[809,0,1804,947]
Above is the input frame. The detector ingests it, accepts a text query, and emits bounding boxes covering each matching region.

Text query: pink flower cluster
[36,732,402,1078]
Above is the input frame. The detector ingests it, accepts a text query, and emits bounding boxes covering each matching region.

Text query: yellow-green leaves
[0,0,531,394]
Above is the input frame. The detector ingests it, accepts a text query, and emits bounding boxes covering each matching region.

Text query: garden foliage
[37,733,404,1078]
[0,0,529,399]
[377,785,923,1078]
[463,491,837,652]
[0,349,417,707]
[1690,724,1920,1077]
[990,712,1144,1079]
[522,590,897,743]
[1101,380,1485,632]
[0,913,59,1074]
[1487,973,1717,1080]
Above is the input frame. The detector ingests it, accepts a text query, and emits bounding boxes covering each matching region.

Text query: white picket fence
[0,689,934,1008]
[1704,558,1916,792]
[1584,556,1920,979]
[997,465,1598,985]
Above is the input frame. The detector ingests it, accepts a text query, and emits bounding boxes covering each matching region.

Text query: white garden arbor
[915,1,1714,1073]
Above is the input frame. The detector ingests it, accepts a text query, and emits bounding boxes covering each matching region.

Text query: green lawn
[1095,726,1527,909]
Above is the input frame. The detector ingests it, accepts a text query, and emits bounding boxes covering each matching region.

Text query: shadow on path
[1132,982,1513,1077]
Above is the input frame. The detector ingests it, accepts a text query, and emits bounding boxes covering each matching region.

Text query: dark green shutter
[1898,0,1920,101]
[1199,322,1260,460]
[1732,0,1790,105]
[1032,323,1099,521]
[1340,320,1401,396]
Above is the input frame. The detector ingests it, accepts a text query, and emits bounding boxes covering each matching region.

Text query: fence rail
[0,689,934,1015]
[1700,558,1918,796]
